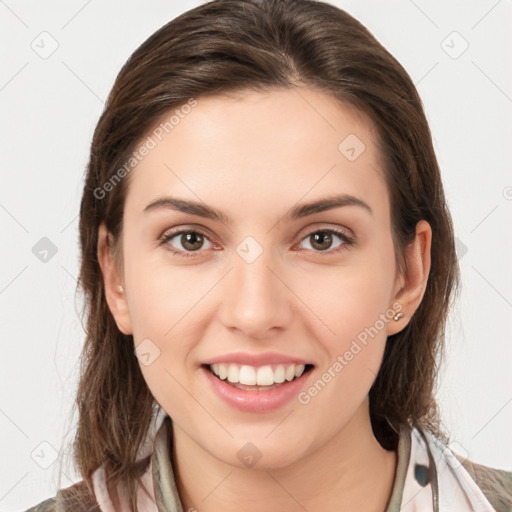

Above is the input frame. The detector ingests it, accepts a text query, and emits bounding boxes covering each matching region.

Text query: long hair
[73,0,460,509]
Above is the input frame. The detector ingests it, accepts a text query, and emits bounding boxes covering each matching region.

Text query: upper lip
[203,352,312,367]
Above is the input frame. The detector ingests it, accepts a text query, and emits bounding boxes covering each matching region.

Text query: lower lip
[201,366,312,413]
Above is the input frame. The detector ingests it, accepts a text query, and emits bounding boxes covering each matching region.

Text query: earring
[393,312,404,321]
[117,284,124,293]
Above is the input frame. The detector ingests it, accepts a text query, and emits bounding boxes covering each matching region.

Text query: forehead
[124,87,389,222]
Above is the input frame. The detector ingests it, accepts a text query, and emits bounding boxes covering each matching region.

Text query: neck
[171,400,397,512]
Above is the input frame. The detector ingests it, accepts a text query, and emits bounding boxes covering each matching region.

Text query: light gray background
[1,0,511,510]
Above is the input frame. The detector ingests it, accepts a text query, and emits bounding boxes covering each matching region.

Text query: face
[103,87,412,469]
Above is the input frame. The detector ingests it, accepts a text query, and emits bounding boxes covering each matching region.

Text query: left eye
[298,229,350,252]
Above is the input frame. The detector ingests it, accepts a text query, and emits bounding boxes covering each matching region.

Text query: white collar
[393,423,496,511]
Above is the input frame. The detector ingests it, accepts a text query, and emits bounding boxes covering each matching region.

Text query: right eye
[159,229,215,258]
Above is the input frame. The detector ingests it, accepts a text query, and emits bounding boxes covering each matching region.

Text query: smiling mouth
[202,363,315,390]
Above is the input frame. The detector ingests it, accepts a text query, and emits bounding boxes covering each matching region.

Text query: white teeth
[285,365,295,381]
[256,365,275,386]
[239,365,257,385]
[227,364,239,383]
[218,363,228,380]
[294,364,305,378]
[209,363,307,386]
[274,365,286,383]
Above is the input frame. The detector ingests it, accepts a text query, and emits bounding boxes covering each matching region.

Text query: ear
[387,220,432,336]
[97,223,133,335]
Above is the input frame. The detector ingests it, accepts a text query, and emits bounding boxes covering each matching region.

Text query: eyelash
[158,227,355,259]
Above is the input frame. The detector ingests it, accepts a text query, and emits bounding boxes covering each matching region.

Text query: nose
[218,244,293,340]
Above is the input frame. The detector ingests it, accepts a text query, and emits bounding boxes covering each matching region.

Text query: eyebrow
[142,193,373,224]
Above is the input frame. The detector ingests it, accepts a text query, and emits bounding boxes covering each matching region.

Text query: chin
[204,433,310,471]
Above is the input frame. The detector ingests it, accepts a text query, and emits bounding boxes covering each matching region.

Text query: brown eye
[180,232,204,251]
[310,231,334,251]
[162,230,214,256]
[299,229,351,253]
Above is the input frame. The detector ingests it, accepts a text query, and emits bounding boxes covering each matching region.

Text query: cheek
[126,260,210,417]
[124,243,207,338]
[291,242,396,405]
[295,274,392,422]
[121,246,199,374]
[296,249,396,347]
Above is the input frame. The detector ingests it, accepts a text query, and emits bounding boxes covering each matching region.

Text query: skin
[98,86,431,511]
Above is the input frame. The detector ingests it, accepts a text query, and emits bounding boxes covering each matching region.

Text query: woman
[25,0,512,511]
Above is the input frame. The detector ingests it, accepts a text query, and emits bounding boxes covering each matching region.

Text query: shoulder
[23,480,101,512]
[458,455,512,512]
[23,496,56,512]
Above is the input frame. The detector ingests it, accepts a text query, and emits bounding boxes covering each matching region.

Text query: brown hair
[72,0,460,509]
